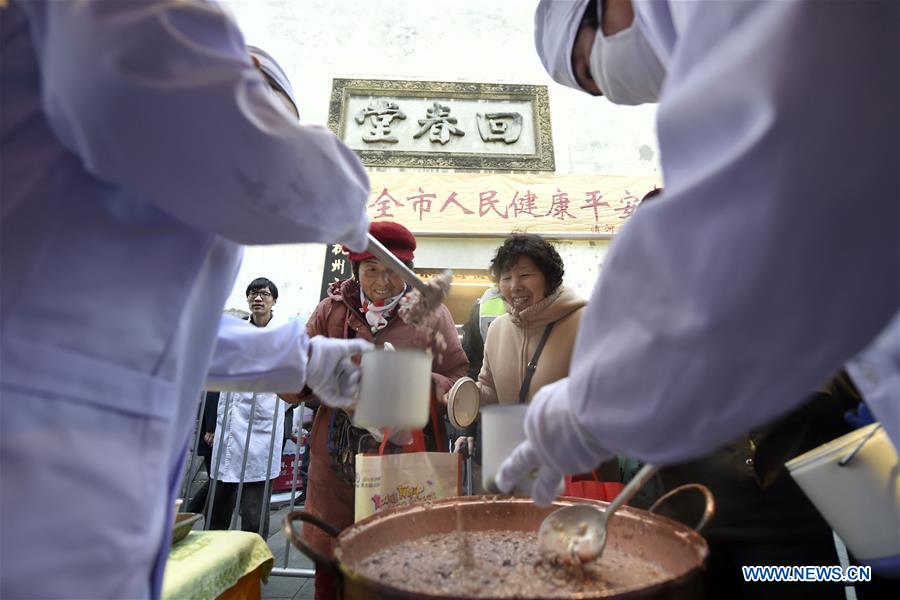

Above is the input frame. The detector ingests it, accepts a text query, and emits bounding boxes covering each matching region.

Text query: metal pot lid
[447,377,479,429]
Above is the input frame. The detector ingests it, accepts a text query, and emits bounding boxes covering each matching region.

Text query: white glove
[495,439,564,505]
[305,336,374,408]
[454,436,475,454]
[495,378,612,506]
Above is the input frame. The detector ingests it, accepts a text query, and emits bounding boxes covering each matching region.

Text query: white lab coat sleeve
[555,0,899,468]
[206,315,308,393]
[846,312,900,448]
[22,0,369,251]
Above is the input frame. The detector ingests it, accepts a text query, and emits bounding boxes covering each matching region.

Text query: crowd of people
[1,0,896,599]
[184,221,892,600]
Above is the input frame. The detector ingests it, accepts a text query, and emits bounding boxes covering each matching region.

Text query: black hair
[246,277,278,300]
[489,233,565,294]
[640,187,663,204]
[351,259,414,281]
[581,0,600,30]
[265,77,299,119]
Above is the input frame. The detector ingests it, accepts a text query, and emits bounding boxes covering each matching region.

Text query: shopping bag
[564,471,624,502]
[355,451,461,522]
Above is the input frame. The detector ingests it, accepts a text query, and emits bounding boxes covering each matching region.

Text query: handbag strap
[518,321,556,404]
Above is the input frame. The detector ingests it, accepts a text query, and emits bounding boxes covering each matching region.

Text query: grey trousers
[208,480,270,536]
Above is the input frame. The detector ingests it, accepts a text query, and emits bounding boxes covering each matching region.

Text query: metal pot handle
[283,510,342,578]
[648,483,716,534]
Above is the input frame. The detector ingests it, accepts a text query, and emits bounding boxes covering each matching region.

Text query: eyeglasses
[247,290,273,299]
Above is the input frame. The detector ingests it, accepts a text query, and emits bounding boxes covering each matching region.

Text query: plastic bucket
[480,404,533,495]
[786,424,900,562]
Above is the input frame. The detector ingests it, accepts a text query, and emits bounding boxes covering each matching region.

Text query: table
[163,531,274,600]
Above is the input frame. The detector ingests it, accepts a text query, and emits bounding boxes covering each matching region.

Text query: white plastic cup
[353,349,432,430]
[786,424,900,561]
[481,404,532,495]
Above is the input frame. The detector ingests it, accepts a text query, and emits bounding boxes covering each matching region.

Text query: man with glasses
[246,278,278,328]
[207,278,291,536]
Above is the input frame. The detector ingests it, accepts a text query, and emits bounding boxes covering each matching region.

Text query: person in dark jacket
[460,286,505,380]
[655,373,860,600]
[186,392,220,514]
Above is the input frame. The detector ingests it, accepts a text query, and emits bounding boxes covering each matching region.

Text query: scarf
[359,285,407,333]
[508,287,564,327]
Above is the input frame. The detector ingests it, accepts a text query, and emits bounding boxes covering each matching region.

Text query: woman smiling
[479,233,586,407]
[299,221,467,600]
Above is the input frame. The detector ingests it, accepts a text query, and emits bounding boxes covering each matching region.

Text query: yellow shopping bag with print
[355,451,460,522]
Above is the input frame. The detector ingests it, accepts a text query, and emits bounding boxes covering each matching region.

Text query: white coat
[536,0,899,474]
[0,1,369,598]
[211,314,289,483]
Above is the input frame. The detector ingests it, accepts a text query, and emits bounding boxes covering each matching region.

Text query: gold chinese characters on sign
[366,173,660,236]
[329,79,554,171]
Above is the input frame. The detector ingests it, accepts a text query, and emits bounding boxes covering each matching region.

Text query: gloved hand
[495,378,611,506]
[305,336,374,408]
[495,439,564,505]
[454,436,475,455]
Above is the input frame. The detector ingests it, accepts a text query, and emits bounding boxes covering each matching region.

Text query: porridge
[355,529,669,598]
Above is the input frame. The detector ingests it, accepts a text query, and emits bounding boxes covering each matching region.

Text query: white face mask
[588,22,665,105]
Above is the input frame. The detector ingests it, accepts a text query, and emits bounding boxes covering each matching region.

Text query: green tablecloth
[162,531,274,600]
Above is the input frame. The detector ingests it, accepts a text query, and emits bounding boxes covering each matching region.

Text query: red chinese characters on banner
[366,182,652,233]
[479,190,508,219]
[439,191,474,215]
[613,190,640,220]
[546,189,576,221]
[509,190,541,218]
[369,188,404,219]
[581,190,610,222]
[407,187,436,221]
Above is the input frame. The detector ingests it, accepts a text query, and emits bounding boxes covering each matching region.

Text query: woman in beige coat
[479,234,585,406]
[456,233,585,445]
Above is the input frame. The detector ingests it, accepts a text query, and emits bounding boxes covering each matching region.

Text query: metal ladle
[538,463,658,563]
[366,234,450,312]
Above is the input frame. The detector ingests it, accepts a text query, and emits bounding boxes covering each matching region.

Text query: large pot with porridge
[284,486,714,599]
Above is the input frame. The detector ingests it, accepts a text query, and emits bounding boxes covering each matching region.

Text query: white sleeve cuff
[206,315,308,392]
[846,311,900,448]
[525,378,613,475]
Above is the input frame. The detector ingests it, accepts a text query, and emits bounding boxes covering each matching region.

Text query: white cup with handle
[353,349,432,430]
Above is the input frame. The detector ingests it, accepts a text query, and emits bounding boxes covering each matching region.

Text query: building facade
[221,0,661,324]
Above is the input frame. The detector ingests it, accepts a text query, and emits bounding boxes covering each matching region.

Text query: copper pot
[285,485,714,600]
